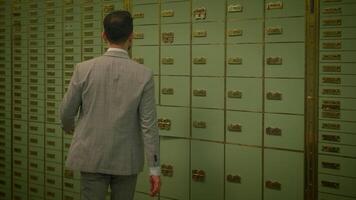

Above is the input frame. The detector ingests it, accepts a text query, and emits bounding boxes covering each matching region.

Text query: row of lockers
[132,0,305,25]
[133,18,306,45]
[134,138,356,200]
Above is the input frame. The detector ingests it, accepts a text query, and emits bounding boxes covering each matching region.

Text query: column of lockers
[12,1,30,199]
[62,1,82,199]
[318,1,356,199]
[159,0,191,200]
[225,0,264,200]
[131,0,160,199]
[44,1,64,199]
[263,1,306,200]
[28,0,46,199]
[0,1,12,199]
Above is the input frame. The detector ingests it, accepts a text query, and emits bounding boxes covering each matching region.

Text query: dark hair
[103,10,133,44]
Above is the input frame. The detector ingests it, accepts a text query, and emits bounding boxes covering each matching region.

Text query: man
[60,10,161,200]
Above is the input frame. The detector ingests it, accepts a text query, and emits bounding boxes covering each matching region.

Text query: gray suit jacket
[60,50,160,175]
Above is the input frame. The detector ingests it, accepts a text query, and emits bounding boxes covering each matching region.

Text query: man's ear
[102,32,108,43]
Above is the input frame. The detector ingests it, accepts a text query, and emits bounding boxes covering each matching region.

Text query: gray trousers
[81,172,138,200]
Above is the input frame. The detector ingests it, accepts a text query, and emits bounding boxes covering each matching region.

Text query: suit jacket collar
[103,50,130,59]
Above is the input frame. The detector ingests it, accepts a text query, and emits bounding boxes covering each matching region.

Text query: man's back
[61,50,158,175]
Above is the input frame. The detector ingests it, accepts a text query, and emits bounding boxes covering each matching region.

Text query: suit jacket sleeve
[60,64,83,133]
[139,72,160,168]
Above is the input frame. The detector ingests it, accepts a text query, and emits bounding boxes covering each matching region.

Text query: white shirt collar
[107,48,128,54]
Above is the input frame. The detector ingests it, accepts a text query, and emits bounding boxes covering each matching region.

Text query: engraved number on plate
[193,30,207,38]
[193,89,207,97]
[193,121,207,129]
[162,32,174,44]
[266,57,282,65]
[133,12,144,19]
[266,92,282,100]
[228,4,243,13]
[133,32,144,39]
[161,88,174,95]
[228,57,242,65]
[266,1,283,10]
[322,145,340,153]
[265,180,281,190]
[162,10,174,17]
[193,57,207,64]
[228,124,242,132]
[162,57,174,65]
[228,29,243,37]
[323,30,342,38]
[266,27,283,35]
[266,127,282,136]
[227,90,242,98]
[193,7,207,20]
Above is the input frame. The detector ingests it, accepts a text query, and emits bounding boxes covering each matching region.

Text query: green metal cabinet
[319,120,356,134]
[320,74,356,87]
[265,78,305,115]
[132,46,159,75]
[265,0,305,18]
[192,77,224,109]
[133,25,159,46]
[226,77,263,112]
[320,39,356,51]
[319,143,356,158]
[319,109,356,122]
[265,43,305,78]
[319,193,356,200]
[160,45,190,76]
[320,51,356,63]
[191,140,224,200]
[319,174,356,198]
[45,149,62,164]
[29,146,44,161]
[320,27,356,40]
[192,0,225,22]
[226,44,263,77]
[133,4,159,25]
[29,184,44,198]
[29,159,44,173]
[161,1,190,24]
[29,134,44,148]
[45,136,63,151]
[264,113,305,151]
[320,16,356,28]
[264,149,304,200]
[13,167,28,182]
[319,85,356,99]
[160,137,189,200]
[225,145,262,199]
[133,0,159,5]
[45,187,62,200]
[160,76,190,107]
[192,22,225,44]
[192,45,224,76]
[191,108,224,142]
[227,20,263,43]
[227,0,263,20]
[157,106,190,138]
[319,155,356,178]
[161,23,190,45]
[265,17,305,42]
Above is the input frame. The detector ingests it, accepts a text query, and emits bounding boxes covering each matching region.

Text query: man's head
[103,10,133,48]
